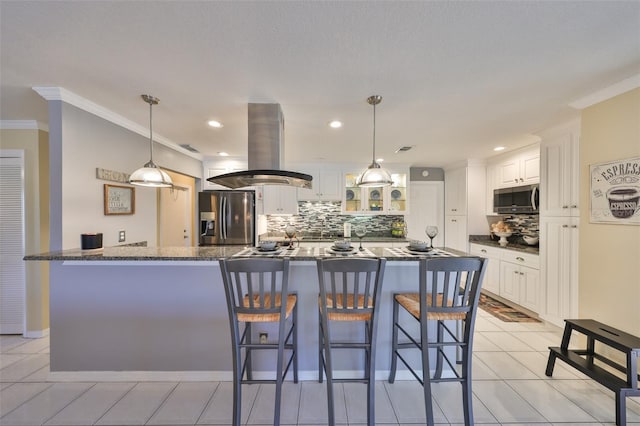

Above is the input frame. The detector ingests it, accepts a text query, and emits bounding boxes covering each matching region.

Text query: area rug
[478,293,541,323]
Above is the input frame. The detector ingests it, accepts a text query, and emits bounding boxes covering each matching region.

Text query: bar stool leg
[320,312,335,426]
[367,320,377,426]
[461,348,474,426]
[388,296,400,383]
[318,309,324,383]
[230,321,242,426]
[273,314,287,426]
[434,320,444,379]
[245,323,253,381]
[421,320,435,426]
[293,301,299,383]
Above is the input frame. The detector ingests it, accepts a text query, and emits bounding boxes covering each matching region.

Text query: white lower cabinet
[469,243,500,294]
[470,243,540,314]
[539,216,579,327]
[499,251,540,313]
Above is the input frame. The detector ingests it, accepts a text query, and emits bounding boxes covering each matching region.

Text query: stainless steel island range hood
[207,103,312,189]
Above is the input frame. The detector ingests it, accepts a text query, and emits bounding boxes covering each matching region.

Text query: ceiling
[1,1,639,168]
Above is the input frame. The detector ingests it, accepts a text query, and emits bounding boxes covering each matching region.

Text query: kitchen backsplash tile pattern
[486,214,539,245]
[266,201,404,237]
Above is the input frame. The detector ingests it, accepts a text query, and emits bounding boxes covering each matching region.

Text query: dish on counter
[391,189,402,200]
[346,189,354,200]
[330,245,355,252]
[256,246,280,253]
[406,245,433,253]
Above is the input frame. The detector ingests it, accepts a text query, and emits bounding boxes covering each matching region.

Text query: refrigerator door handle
[221,196,227,239]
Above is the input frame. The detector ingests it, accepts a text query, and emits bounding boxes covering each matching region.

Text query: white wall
[59,103,202,249]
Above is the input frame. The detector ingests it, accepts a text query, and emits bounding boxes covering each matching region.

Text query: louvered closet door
[0,156,25,334]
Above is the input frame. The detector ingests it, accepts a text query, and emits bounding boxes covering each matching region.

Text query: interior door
[0,155,25,334]
[159,185,192,247]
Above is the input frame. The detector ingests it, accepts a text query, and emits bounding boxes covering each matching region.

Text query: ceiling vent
[395,146,413,153]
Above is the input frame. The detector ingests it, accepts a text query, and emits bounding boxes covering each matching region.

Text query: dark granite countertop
[469,235,539,254]
[24,245,466,262]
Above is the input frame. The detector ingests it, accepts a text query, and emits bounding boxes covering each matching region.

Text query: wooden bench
[546,319,640,426]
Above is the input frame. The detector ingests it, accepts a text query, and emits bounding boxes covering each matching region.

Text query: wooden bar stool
[316,257,386,426]
[388,257,487,426]
[219,257,298,426]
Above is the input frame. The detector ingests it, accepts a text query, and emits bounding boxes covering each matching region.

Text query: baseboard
[47,369,449,382]
[24,328,50,339]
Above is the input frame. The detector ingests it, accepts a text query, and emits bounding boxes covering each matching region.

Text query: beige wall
[159,169,197,245]
[579,88,640,337]
[1,129,50,334]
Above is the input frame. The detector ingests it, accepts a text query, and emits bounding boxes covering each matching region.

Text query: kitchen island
[25,245,466,380]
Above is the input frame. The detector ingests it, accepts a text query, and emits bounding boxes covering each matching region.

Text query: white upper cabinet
[342,169,408,215]
[261,185,298,215]
[539,123,580,217]
[495,147,540,188]
[297,168,341,201]
[444,167,467,215]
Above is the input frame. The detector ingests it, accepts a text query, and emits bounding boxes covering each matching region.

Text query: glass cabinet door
[389,173,407,213]
[344,173,361,212]
[367,187,384,211]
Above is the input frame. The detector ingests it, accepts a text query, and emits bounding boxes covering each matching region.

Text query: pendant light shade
[129,94,173,188]
[356,95,393,187]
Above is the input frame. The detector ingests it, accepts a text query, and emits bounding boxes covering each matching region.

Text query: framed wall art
[104,184,135,215]
[590,156,640,225]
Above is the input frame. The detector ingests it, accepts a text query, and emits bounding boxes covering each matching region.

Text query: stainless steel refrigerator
[199,190,255,246]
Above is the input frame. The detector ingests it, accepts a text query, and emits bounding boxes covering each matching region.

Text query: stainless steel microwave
[493,184,539,214]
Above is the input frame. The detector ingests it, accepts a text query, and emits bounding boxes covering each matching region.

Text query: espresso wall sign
[104,184,135,215]
[590,156,640,225]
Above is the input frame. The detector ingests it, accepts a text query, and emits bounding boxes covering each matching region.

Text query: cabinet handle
[452,219,457,222]
[481,249,487,253]
[520,272,525,275]
[514,271,519,274]
[571,205,577,208]
[516,257,524,262]
[571,225,577,228]
[563,206,569,209]
[562,224,569,228]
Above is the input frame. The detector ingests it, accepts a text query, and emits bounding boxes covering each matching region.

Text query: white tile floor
[1,308,639,425]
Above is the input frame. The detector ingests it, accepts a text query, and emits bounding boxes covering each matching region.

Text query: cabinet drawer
[500,250,539,269]
[469,243,501,259]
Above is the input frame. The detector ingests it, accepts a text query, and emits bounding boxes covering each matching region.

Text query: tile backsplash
[266,201,404,237]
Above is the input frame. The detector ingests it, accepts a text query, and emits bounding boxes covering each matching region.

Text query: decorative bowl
[523,235,539,245]
[409,240,429,250]
[258,240,277,250]
[333,240,352,250]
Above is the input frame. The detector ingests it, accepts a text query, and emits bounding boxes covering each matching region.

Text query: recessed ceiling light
[328,120,343,128]
[494,146,505,151]
[218,152,229,156]
[208,120,223,128]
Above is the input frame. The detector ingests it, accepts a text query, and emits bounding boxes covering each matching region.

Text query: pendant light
[129,94,173,188]
[356,95,393,187]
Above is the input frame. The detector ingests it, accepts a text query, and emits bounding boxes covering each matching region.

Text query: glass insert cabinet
[343,172,408,214]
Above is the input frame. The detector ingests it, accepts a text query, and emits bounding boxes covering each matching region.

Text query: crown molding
[0,120,49,131]
[32,86,203,161]
[569,74,640,109]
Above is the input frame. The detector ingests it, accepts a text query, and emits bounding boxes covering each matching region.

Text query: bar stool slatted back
[316,257,386,426]
[388,257,487,426]
[219,257,298,426]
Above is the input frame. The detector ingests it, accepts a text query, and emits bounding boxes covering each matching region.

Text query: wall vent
[179,144,200,153]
